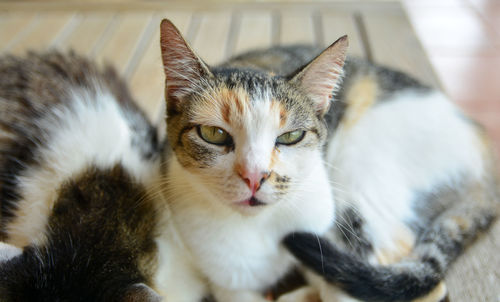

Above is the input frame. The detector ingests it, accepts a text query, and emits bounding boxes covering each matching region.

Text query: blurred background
[0,0,499,300]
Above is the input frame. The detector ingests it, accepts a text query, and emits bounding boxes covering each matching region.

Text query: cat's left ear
[122,283,162,302]
[160,19,212,114]
[290,36,348,116]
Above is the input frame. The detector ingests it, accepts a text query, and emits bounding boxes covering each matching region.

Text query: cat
[227,44,500,301]
[158,19,345,302]
[0,51,166,301]
[158,19,499,302]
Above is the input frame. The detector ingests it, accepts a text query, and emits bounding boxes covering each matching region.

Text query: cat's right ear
[160,19,212,114]
[289,36,348,116]
[122,283,162,302]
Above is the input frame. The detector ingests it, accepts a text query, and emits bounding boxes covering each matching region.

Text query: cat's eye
[197,125,232,145]
[276,130,306,145]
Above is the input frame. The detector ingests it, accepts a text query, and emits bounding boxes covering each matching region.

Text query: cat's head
[160,20,347,215]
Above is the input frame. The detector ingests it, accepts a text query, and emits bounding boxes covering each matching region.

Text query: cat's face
[166,72,328,213]
[160,20,347,214]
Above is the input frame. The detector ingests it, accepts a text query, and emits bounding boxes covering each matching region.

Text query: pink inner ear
[302,60,344,111]
[160,20,205,100]
[296,36,348,115]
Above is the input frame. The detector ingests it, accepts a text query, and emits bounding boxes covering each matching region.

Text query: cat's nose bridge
[234,144,272,192]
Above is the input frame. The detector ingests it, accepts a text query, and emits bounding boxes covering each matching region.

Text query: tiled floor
[403,0,500,153]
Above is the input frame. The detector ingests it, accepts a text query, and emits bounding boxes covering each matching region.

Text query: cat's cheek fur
[176,130,223,168]
[182,153,252,207]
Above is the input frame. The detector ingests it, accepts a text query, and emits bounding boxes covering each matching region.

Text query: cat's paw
[412,282,447,302]
[375,226,415,265]
[276,286,320,302]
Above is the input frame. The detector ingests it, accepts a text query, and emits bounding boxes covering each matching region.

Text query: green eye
[198,125,232,145]
[276,130,305,145]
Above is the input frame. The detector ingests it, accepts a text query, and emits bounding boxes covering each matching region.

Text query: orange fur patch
[193,87,250,126]
[234,162,243,176]
[218,88,249,124]
[7,196,52,247]
[451,216,470,232]
[279,106,288,128]
[270,147,280,169]
[342,75,378,129]
[268,98,287,128]
[220,88,248,114]
[222,102,231,123]
[375,226,415,265]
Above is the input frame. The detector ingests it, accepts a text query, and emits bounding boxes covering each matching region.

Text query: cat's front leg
[372,224,415,266]
[211,284,270,302]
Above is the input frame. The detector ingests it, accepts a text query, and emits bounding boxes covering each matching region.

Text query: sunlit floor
[404,0,500,154]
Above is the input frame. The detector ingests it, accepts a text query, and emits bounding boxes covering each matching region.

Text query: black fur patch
[336,207,373,259]
[0,165,159,301]
[264,267,307,300]
[283,232,441,302]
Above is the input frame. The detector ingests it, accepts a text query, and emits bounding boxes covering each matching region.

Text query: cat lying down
[0,19,498,302]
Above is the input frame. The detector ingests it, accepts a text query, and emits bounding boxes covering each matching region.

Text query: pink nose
[237,167,270,193]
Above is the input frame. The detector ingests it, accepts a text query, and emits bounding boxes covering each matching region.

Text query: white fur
[6,88,159,248]
[0,242,22,263]
[154,220,208,301]
[326,90,486,261]
[164,156,333,301]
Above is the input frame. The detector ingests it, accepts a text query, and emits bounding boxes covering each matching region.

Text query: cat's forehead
[187,84,280,129]
[212,68,282,97]
[185,68,314,130]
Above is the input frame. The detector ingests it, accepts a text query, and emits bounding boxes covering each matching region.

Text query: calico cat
[159,19,342,302]
[159,19,499,302]
[227,44,500,301]
[0,52,164,301]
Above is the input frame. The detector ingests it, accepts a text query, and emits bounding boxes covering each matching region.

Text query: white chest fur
[166,156,334,291]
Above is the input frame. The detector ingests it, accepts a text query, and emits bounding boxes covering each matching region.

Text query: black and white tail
[284,201,497,302]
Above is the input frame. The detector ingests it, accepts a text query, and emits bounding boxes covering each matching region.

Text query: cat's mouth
[237,196,266,207]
